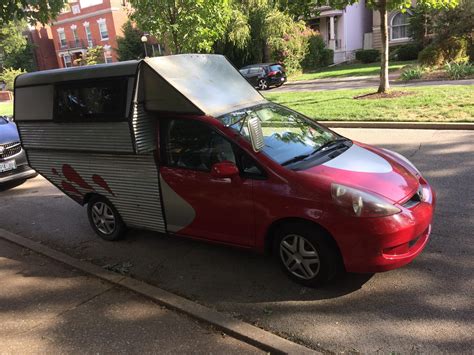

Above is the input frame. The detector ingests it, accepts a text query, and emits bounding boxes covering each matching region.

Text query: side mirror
[247,115,264,152]
[211,161,239,179]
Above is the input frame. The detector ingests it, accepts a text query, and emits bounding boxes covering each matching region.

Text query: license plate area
[0,160,16,172]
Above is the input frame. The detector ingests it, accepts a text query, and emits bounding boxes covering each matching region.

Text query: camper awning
[144,55,267,117]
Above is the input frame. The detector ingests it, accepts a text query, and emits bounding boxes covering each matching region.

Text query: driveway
[275,77,474,92]
[1,128,473,353]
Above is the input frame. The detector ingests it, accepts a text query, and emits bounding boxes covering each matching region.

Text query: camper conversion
[14,54,435,286]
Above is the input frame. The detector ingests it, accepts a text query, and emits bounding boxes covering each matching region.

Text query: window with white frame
[83,22,93,47]
[103,45,113,63]
[57,28,67,48]
[391,12,411,40]
[97,19,109,40]
[71,25,79,47]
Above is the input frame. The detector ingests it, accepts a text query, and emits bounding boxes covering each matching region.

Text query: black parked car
[0,116,36,186]
[239,63,287,90]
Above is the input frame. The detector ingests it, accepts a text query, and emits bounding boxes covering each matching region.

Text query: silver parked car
[0,116,36,186]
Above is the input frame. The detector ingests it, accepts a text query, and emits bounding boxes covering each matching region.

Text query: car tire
[275,82,284,88]
[273,222,341,287]
[87,195,126,241]
[258,79,269,90]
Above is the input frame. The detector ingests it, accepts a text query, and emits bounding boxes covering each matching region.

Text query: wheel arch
[264,217,343,261]
[83,192,102,206]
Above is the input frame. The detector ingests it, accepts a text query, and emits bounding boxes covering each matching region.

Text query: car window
[249,67,263,74]
[163,119,236,172]
[270,65,283,72]
[239,151,266,178]
[239,69,249,75]
[55,77,128,121]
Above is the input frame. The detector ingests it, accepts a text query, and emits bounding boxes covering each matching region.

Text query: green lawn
[291,61,416,81]
[264,85,474,122]
[0,102,13,116]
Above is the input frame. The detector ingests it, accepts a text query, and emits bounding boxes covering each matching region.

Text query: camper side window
[54,78,128,121]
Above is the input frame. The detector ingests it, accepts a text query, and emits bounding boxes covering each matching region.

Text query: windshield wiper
[281,153,312,166]
[315,137,348,152]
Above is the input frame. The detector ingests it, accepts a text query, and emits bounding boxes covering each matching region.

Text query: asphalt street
[1,128,473,353]
[274,77,474,92]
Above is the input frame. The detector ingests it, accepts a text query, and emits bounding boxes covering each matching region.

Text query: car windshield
[219,103,340,165]
[270,65,283,72]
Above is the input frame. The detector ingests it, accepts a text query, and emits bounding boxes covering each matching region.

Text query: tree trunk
[378,0,390,93]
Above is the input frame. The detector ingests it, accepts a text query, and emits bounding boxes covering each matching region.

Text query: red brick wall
[29,25,59,70]
[32,0,129,68]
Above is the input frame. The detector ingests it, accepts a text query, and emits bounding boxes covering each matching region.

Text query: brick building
[31,0,129,69]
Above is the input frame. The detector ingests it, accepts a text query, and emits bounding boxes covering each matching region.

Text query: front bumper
[331,182,436,273]
[0,148,37,184]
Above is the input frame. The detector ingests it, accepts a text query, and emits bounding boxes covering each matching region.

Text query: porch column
[328,16,336,51]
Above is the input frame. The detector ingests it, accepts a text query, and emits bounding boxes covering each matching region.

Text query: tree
[129,0,232,54]
[0,67,26,91]
[0,0,66,25]
[74,46,105,66]
[0,21,35,71]
[116,21,146,61]
[325,0,458,92]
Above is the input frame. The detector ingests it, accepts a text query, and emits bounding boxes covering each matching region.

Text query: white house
[307,0,373,64]
[307,0,414,64]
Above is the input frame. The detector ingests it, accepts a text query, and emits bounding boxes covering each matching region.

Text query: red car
[15,55,435,286]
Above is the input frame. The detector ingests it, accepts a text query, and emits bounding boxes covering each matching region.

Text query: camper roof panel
[15,60,139,88]
[145,54,267,117]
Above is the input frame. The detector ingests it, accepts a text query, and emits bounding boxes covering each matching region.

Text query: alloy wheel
[91,202,116,235]
[258,79,268,90]
[279,234,320,280]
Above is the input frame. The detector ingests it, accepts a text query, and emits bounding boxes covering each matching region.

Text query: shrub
[265,10,312,75]
[444,62,474,79]
[440,37,469,64]
[418,44,445,66]
[302,35,333,70]
[394,43,422,61]
[418,36,469,67]
[0,67,26,91]
[355,49,380,63]
[400,65,425,81]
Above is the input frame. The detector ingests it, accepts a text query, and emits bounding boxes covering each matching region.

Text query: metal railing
[58,39,97,50]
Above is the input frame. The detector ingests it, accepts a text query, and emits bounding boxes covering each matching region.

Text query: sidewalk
[0,238,262,354]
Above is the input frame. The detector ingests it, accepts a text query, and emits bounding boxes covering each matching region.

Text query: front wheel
[87,195,126,241]
[258,79,269,90]
[274,222,341,287]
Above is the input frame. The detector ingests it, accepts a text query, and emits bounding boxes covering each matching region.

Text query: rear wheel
[87,196,126,241]
[258,79,269,90]
[275,82,284,88]
[273,222,341,287]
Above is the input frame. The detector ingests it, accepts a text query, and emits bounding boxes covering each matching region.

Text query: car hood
[0,120,20,144]
[299,142,420,203]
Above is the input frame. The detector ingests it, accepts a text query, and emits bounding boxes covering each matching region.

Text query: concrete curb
[0,228,317,355]
[323,121,474,130]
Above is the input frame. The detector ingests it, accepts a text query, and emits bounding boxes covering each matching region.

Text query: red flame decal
[61,181,83,202]
[62,164,93,190]
[92,174,115,197]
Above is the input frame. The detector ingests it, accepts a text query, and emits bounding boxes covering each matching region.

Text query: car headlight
[382,149,420,175]
[331,183,401,217]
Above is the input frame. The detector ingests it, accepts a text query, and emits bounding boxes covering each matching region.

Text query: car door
[247,67,262,86]
[159,118,255,247]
